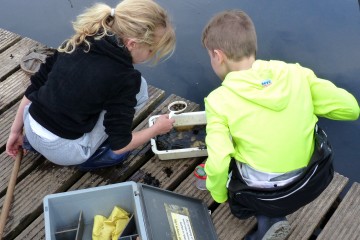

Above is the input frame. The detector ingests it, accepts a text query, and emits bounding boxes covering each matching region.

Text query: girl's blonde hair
[58,0,175,64]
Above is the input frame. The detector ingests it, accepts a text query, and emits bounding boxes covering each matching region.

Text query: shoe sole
[262,220,291,240]
[78,152,130,171]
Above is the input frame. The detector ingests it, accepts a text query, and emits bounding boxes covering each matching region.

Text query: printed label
[171,212,195,240]
[164,203,196,240]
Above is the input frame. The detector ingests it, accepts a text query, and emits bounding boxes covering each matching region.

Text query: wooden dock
[0,28,359,240]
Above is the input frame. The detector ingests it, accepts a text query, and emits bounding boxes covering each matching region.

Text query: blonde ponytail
[58,3,114,53]
[58,0,175,64]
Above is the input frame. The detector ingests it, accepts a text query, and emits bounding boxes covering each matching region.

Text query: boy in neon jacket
[202,10,359,240]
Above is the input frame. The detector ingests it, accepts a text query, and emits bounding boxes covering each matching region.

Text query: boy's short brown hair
[202,10,257,61]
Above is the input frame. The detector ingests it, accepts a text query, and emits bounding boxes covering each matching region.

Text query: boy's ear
[213,49,226,64]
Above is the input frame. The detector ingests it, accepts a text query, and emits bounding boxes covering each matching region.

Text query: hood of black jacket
[86,34,133,67]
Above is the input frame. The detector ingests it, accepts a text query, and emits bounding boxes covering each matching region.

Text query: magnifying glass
[168,100,187,118]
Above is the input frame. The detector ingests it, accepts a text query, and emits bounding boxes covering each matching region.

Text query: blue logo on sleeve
[261,79,272,87]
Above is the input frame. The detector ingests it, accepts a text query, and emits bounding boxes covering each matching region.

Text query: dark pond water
[1,0,359,185]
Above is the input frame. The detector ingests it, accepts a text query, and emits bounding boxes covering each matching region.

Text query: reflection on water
[0,0,359,184]
[67,0,74,8]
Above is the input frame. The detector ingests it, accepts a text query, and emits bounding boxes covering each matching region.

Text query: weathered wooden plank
[0,86,164,239]
[210,172,348,240]
[14,214,45,240]
[129,154,204,190]
[0,29,21,53]
[133,85,165,127]
[213,203,256,240]
[0,162,83,240]
[0,70,30,114]
[173,162,238,239]
[318,182,360,240]
[0,66,50,201]
[0,152,44,198]
[0,37,42,82]
[0,103,19,152]
[287,173,348,239]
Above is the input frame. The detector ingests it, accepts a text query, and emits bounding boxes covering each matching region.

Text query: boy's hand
[152,114,175,135]
[6,131,24,158]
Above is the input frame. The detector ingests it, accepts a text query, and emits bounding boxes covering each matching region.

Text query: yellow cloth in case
[92,206,130,240]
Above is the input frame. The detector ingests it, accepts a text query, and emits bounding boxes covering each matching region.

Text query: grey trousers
[23,77,149,166]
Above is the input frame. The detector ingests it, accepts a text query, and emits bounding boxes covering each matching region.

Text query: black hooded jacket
[25,35,141,150]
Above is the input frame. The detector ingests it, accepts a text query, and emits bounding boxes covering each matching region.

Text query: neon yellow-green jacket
[204,60,359,203]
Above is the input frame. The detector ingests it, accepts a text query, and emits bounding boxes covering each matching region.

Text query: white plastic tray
[149,111,208,160]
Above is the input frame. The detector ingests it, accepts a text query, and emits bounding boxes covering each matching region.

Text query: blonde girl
[6,0,176,170]
[60,0,175,64]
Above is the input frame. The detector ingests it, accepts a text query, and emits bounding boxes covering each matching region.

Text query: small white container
[149,111,208,160]
[168,100,187,119]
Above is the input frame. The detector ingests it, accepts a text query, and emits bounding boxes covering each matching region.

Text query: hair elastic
[110,8,115,17]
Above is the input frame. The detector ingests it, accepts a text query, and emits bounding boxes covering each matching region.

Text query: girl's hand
[6,131,23,158]
[152,114,175,135]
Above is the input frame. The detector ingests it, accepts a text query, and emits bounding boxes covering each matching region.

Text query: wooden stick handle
[0,150,22,239]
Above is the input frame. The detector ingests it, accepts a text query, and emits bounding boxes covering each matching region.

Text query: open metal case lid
[136,183,218,240]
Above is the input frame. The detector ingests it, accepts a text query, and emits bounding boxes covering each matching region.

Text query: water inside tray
[155,124,207,150]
